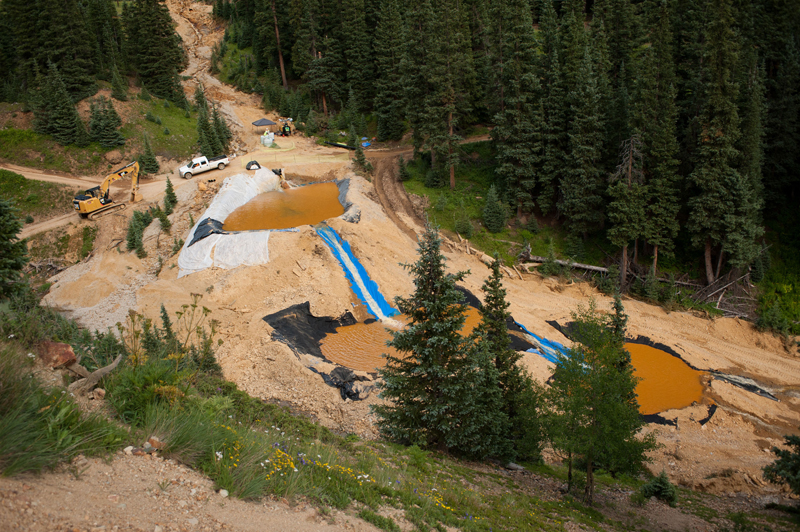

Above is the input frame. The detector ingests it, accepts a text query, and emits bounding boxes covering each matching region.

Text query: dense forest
[209,0,798,286]
[0,0,798,318]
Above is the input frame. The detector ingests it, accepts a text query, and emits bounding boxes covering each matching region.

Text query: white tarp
[178,169,281,277]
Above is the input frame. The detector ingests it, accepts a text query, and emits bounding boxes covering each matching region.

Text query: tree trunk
[584,449,594,505]
[633,238,638,265]
[271,0,288,90]
[705,238,715,285]
[620,244,628,290]
[448,111,455,190]
[321,91,327,116]
[715,248,724,280]
[653,245,659,277]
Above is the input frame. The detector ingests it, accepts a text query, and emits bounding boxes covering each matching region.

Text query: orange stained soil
[320,307,482,372]
[626,343,706,415]
[222,182,344,231]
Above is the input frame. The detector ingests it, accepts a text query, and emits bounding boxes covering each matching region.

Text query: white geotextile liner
[178,169,281,277]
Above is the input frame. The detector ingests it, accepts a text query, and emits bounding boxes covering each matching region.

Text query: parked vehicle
[178,155,229,179]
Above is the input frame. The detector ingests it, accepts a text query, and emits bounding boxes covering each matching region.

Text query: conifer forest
[0,0,798,307]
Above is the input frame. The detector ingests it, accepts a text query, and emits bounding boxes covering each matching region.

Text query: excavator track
[87,202,127,221]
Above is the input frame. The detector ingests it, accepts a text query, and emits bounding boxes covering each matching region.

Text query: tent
[252,118,277,133]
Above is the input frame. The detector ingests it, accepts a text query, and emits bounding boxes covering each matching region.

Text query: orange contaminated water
[625,343,705,415]
[222,182,344,231]
[320,307,482,372]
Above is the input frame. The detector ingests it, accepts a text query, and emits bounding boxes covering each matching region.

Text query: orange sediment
[320,307,482,372]
[626,343,705,415]
[222,182,344,231]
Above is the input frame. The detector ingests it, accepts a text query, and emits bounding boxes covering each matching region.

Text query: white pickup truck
[178,155,229,179]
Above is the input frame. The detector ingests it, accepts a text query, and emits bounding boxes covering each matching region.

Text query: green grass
[0,128,106,174]
[120,97,199,161]
[0,169,80,220]
[80,226,98,259]
[0,344,125,476]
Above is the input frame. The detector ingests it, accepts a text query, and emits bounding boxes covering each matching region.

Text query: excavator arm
[100,161,139,200]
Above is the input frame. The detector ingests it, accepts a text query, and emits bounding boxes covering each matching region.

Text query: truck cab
[179,155,229,179]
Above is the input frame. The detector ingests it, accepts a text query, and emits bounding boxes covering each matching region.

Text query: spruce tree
[373,0,405,141]
[561,46,605,238]
[490,0,541,220]
[483,185,506,233]
[111,62,128,101]
[140,134,159,175]
[634,0,681,274]
[688,0,761,283]
[374,224,488,454]
[211,104,232,152]
[607,135,648,289]
[475,255,529,453]
[342,0,374,111]
[164,176,177,215]
[73,113,90,148]
[763,430,800,497]
[41,61,83,146]
[0,199,29,298]
[537,0,568,214]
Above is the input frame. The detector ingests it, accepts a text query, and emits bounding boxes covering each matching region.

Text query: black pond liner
[188,218,227,247]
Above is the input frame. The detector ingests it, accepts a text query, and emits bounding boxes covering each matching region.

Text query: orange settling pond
[625,343,705,415]
[320,307,482,372]
[222,182,344,231]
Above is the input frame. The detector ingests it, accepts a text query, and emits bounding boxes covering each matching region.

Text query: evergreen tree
[634,0,681,274]
[536,0,568,215]
[548,300,654,504]
[125,0,187,103]
[483,185,506,233]
[73,113,91,148]
[688,0,761,283]
[38,62,83,146]
[111,62,128,101]
[373,0,405,141]
[375,224,505,457]
[0,199,29,298]
[561,46,605,238]
[342,0,374,110]
[607,135,647,289]
[89,97,125,148]
[140,134,159,175]
[475,255,530,453]
[164,177,177,215]
[211,104,232,152]
[490,0,541,220]
[402,0,438,158]
[763,429,800,497]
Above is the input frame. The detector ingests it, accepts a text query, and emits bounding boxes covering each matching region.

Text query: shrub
[398,156,411,181]
[454,217,473,239]
[525,215,539,233]
[640,471,678,507]
[764,430,800,498]
[564,234,585,261]
[434,194,447,212]
[139,87,152,101]
[24,215,34,224]
[163,127,171,135]
[0,345,124,476]
[106,358,191,426]
[538,240,561,277]
[483,185,506,233]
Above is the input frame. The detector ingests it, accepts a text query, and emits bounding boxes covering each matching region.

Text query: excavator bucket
[131,190,143,203]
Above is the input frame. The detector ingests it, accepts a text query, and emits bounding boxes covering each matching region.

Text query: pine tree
[40,62,83,146]
[374,0,405,141]
[211,104,232,152]
[607,135,647,289]
[537,0,568,215]
[490,0,541,220]
[111,62,128,101]
[561,46,605,238]
[547,300,654,504]
[140,134,159,175]
[634,0,681,274]
[475,255,529,453]
[375,224,497,455]
[688,0,761,283]
[483,185,506,233]
[763,430,800,497]
[402,0,438,158]
[73,113,90,148]
[164,177,177,215]
[0,199,29,298]
[342,0,374,111]
[89,97,125,148]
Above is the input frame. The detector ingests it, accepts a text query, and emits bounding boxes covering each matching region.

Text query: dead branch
[68,354,123,394]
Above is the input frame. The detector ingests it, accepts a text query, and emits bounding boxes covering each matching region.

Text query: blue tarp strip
[515,321,570,364]
[315,226,400,320]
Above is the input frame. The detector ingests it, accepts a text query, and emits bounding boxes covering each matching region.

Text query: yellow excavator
[73,161,142,220]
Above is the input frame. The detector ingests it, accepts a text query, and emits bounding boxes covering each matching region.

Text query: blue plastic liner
[515,321,570,364]
[315,225,400,320]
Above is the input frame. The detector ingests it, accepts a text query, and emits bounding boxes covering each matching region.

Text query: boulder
[38,341,77,368]
[105,150,123,164]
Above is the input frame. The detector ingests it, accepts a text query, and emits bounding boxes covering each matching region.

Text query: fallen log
[68,355,123,395]
[523,256,609,273]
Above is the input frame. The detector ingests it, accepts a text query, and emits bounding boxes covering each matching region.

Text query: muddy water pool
[320,307,482,372]
[625,343,705,415]
[222,182,344,231]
